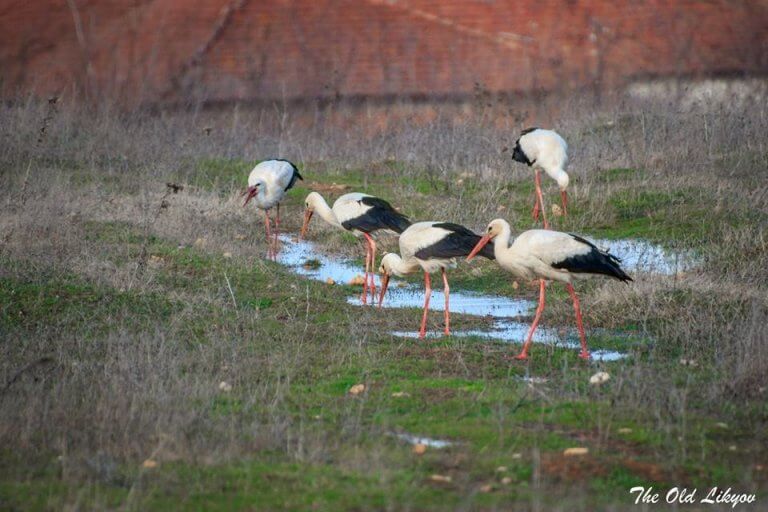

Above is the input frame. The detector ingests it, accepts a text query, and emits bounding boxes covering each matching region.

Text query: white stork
[242,159,303,258]
[300,191,410,304]
[377,222,495,338]
[467,219,632,360]
[511,128,569,229]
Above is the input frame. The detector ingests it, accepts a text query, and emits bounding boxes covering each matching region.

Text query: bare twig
[224,271,238,311]
[129,182,183,288]
[2,357,56,394]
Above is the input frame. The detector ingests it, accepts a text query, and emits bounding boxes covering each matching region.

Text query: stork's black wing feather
[415,223,495,260]
[511,127,539,166]
[551,234,633,283]
[359,195,396,211]
[341,196,411,234]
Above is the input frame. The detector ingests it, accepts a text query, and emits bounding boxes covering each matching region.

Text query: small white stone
[563,447,589,456]
[589,371,610,385]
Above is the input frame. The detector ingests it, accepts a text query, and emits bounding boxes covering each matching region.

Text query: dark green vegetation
[1,97,767,510]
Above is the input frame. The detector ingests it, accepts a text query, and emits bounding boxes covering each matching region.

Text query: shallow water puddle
[392,320,627,361]
[392,432,453,449]
[352,287,531,317]
[276,235,382,287]
[278,235,692,282]
[593,238,693,275]
[277,236,531,315]
[274,235,672,361]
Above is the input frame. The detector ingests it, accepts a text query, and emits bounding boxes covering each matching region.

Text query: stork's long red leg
[566,283,590,359]
[441,268,450,336]
[419,272,432,339]
[366,234,377,303]
[532,173,541,222]
[273,203,281,254]
[264,210,273,259]
[360,238,370,304]
[534,169,549,229]
[515,279,546,360]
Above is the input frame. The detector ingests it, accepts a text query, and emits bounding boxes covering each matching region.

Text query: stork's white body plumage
[246,160,301,210]
[468,219,631,360]
[516,129,569,187]
[492,229,595,282]
[512,128,570,228]
[386,222,459,274]
[379,221,494,338]
[242,159,303,258]
[301,191,411,304]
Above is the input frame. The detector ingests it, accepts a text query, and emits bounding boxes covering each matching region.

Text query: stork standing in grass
[511,128,569,229]
[467,219,632,360]
[300,191,410,304]
[377,222,495,338]
[242,159,303,258]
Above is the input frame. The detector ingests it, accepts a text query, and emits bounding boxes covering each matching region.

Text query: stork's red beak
[467,235,492,262]
[560,190,568,216]
[299,209,313,239]
[242,186,258,207]
[378,273,390,308]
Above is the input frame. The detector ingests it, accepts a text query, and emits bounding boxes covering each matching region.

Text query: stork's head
[303,191,323,212]
[467,219,507,261]
[378,253,400,276]
[241,179,263,207]
[300,192,322,239]
[484,219,508,239]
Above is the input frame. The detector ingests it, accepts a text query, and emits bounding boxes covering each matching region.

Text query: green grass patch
[0,271,178,334]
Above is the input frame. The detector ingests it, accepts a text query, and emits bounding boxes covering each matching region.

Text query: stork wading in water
[242,159,303,258]
[377,222,494,339]
[300,191,410,304]
[511,128,569,229]
[467,219,632,360]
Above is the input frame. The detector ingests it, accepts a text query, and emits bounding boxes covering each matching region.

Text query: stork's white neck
[493,222,514,260]
[312,194,343,229]
[386,254,421,277]
[553,169,569,190]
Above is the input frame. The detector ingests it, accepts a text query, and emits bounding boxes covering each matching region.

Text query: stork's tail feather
[284,166,303,191]
[554,234,633,283]
[597,251,633,283]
